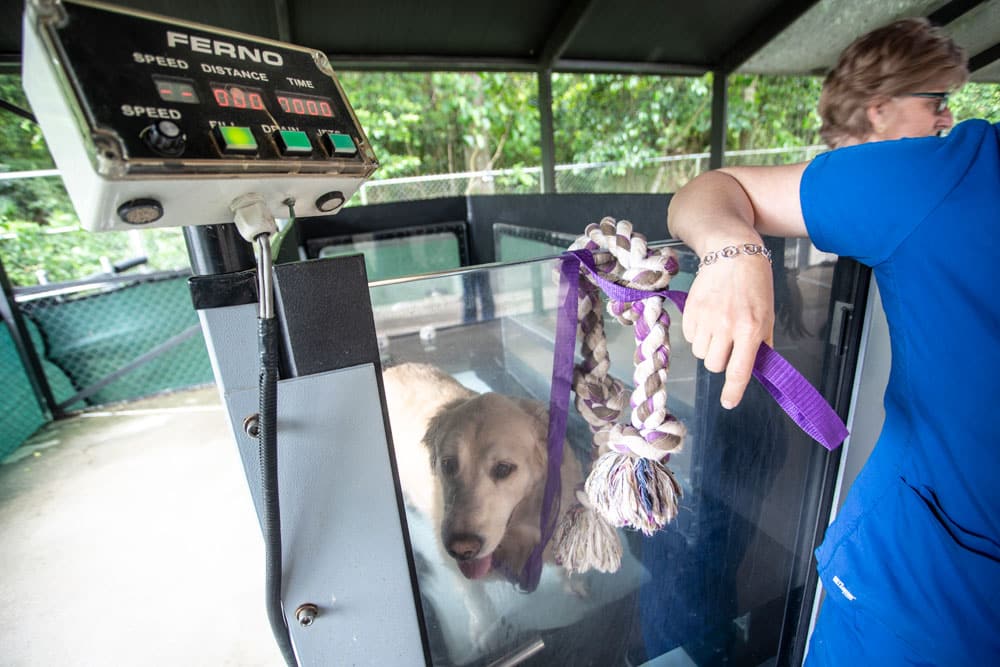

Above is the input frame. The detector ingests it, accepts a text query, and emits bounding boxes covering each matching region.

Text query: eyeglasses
[907,92,950,114]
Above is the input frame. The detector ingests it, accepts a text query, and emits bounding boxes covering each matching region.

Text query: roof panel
[1,0,998,79]
[561,0,791,68]
[972,58,1000,82]
[89,0,283,41]
[740,0,950,74]
[292,0,562,59]
[943,0,1000,62]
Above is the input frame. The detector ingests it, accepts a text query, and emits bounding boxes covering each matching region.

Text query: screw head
[295,603,319,627]
[243,414,260,438]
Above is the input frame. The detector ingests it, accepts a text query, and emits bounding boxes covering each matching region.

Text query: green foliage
[338,71,540,180]
[952,82,1000,123]
[726,75,824,149]
[552,73,714,165]
[0,218,189,286]
[1,74,69,228]
[339,71,827,185]
[3,68,998,285]
[1,74,190,287]
[0,74,54,171]
[1,220,129,284]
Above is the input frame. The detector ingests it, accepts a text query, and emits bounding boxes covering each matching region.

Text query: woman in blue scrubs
[666,114,1000,664]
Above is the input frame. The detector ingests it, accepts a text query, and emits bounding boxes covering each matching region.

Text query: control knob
[141,120,186,156]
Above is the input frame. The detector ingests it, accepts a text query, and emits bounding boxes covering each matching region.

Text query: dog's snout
[446,534,483,561]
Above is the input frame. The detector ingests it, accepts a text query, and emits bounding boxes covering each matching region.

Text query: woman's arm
[666,162,809,408]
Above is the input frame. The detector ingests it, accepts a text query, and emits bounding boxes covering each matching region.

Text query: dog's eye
[440,457,458,476]
[491,462,516,480]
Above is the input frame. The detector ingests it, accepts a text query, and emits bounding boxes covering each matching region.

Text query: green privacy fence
[1,273,215,458]
[18,274,214,410]
[0,324,48,461]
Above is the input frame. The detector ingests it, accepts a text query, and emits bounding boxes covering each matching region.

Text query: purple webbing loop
[563,248,848,450]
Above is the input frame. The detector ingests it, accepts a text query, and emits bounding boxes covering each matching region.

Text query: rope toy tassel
[585,450,682,536]
[552,489,623,574]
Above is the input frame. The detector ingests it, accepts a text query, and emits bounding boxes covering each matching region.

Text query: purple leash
[519,249,849,590]
[566,248,849,449]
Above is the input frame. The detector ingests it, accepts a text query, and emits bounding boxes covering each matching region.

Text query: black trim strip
[187,269,258,310]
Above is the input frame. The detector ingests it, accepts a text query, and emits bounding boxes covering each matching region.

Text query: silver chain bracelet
[697,243,772,271]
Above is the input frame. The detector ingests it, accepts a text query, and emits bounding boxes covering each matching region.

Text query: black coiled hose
[259,296,296,665]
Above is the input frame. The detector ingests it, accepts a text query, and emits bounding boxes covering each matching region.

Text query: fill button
[275,130,313,156]
[214,125,258,155]
[322,133,357,157]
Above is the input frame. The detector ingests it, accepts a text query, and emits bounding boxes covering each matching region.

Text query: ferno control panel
[23,0,378,230]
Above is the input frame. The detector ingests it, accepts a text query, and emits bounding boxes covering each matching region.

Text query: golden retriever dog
[381,362,582,588]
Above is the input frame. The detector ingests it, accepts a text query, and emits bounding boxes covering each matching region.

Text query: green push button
[275,130,313,156]
[214,125,257,154]
[323,132,357,156]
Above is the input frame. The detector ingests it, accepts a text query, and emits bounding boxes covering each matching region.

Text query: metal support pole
[0,254,60,420]
[183,223,256,277]
[538,69,557,194]
[709,70,727,170]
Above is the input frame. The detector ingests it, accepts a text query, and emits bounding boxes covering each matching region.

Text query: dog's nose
[446,534,483,561]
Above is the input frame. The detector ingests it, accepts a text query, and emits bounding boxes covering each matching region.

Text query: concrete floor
[0,386,283,666]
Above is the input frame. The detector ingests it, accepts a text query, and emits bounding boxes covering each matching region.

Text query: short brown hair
[818,18,968,147]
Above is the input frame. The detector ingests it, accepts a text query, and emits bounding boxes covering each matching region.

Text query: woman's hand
[682,254,775,409]
[668,164,809,409]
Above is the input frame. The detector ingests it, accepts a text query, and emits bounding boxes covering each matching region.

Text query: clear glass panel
[493,224,576,264]
[318,231,463,308]
[318,231,462,279]
[371,237,839,666]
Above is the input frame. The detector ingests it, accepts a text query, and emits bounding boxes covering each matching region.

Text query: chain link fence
[356,146,825,203]
[0,144,822,455]
[1,324,48,460]
[15,273,215,413]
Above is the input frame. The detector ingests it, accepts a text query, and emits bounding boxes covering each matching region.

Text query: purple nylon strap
[517,253,578,591]
[567,248,849,449]
[521,249,848,590]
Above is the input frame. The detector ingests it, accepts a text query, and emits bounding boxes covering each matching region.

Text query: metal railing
[354,145,826,204]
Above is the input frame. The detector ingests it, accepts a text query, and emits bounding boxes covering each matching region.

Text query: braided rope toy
[552,218,686,574]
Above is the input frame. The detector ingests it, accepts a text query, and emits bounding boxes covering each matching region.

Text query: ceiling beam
[273,0,292,43]
[969,41,1000,72]
[325,55,541,73]
[927,0,989,26]
[717,0,822,75]
[0,53,20,73]
[324,54,710,77]
[553,58,708,77]
[538,0,599,70]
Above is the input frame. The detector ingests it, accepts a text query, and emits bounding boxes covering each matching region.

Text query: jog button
[275,130,313,156]
[213,125,258,155]
[322,132,357,157]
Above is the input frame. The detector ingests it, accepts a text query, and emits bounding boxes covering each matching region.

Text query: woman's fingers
[703,332,733,374]
[681,262,775,409]
[721,338,759,409]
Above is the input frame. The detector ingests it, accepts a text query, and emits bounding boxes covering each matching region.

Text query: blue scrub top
[800,119,1000,662]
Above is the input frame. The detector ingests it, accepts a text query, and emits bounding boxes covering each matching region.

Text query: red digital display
[211,84,266,111]
[277,92,334,118]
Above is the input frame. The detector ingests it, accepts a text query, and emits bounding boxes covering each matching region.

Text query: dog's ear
[422,397,468,469]
[511,398,551,459]
[512,398,548,433]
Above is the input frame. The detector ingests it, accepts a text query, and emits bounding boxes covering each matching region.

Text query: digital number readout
[154,76,200,104]
[211,84,266,111]
[277,92,334,117]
